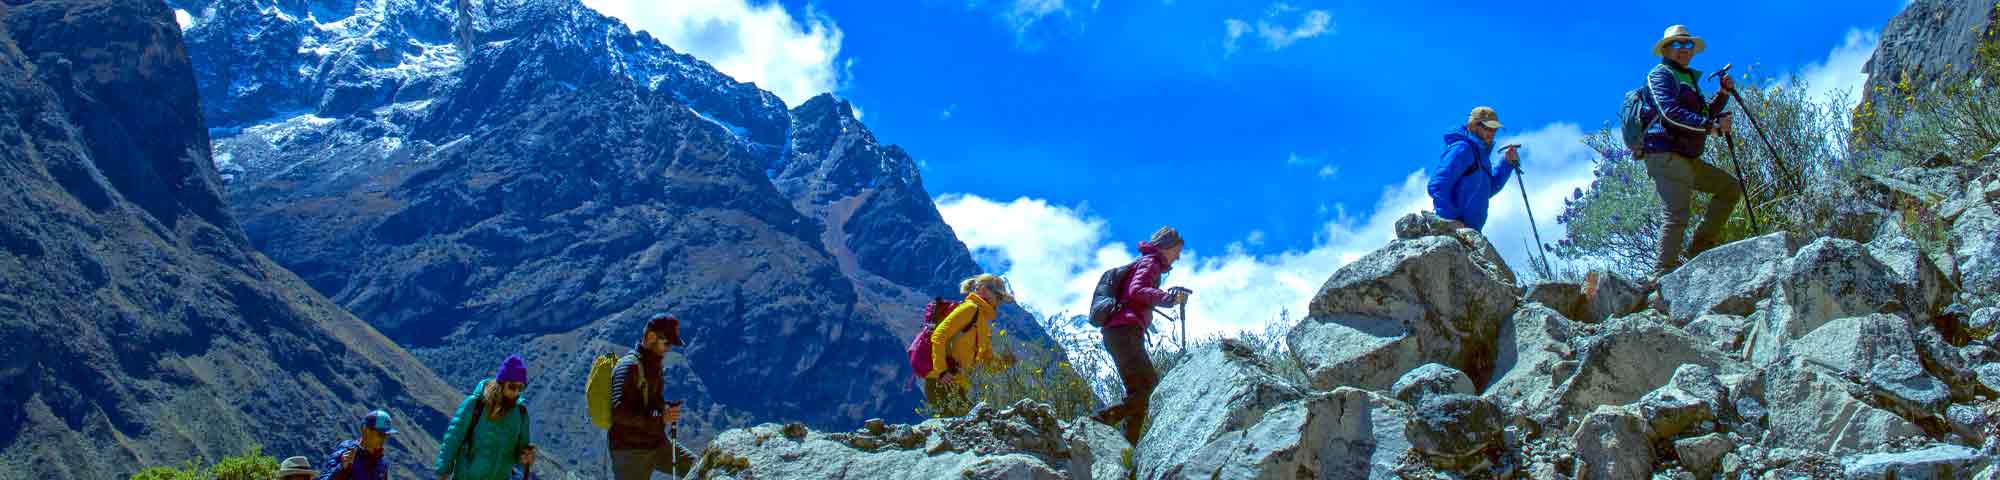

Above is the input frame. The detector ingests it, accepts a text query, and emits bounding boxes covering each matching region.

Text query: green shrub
[916,317,1101,420]
[130,449,280,480]
[1854,6,2000,170]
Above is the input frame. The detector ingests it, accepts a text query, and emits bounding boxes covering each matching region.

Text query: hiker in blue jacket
[1427,106,1522,232]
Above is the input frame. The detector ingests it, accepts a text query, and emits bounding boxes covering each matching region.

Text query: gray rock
[1639,365,1726,440]
[1781,314,1922,377]
[1754,239,1913,358]
[1138,340,1304,479]
[1485,304,1579,413]
[1946,404,1989,442]
[1683,314,1750,354]
[1953,203,2000,304]
[1571,406,1654,480]
[1289,234,1519,391]
[1673,433,1733,479]
[1973,307,1999,331]
[701,413,1070,480]
[1843,444,1987,480]
[1158,388,1416,480]
[1528,281,1590,323]
[864,418,888,435]
[1658,232,1800,325]
[1392,363,1476,405]
[1980,363,2000,393]
[1865,354,1950,420]
[1867,220,1958,319]
[1863,0,2000,107]
[1395,211,1519,284]
[1064,420,1133,480]
[1750,356,1925,454]
[1584,270,1649,323]
[1551,318,1744,424]
[1406,394,1504,461]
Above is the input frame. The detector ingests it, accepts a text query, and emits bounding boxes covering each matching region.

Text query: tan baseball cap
[1468,106,1503,129]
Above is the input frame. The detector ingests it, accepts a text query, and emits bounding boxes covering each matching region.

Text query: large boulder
[1405,394,1505,466]
[1288,234,1520,391]
[1867,220,1958,320]
[1658,232,1800,325]
[1582,270,1648,324]
[1637,364,1728,441]
[1842,444,1989,480]
[1673,433,1733,479]
[1570,406,1654,480]
[1484,304,1580,417]
[1527,281,1590,323]
[1782,314,1923,376]
[1392,363,1476,405]
[1161,389,1417,480]
[1393,211,1518,285]
[1864,353,1950,422]
[1137,340,1305,479]
[695,401,1079,479]
[1747,356,1926,455]
[1952,203,2000,304]
[1549,317,1744,425]
[1065,420,1134,480]
[1745,238,1914,365]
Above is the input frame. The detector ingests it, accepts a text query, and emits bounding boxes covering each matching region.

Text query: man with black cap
[313,409,396,480]
[608,313,696,479]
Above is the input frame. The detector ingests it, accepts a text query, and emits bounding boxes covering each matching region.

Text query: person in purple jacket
[1090,226,1193,443]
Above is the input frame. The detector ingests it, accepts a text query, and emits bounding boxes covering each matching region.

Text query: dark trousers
[1095,325,1158,443]
[1645,152,1740,273]
[610,441,696,479]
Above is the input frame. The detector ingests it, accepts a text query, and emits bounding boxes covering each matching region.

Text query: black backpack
[1087,264,1135,327]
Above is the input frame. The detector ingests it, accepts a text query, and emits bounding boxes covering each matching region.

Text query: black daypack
[1087,264,1135,327]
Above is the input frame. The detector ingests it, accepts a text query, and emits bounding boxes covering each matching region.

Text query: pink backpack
[907,298,968,378]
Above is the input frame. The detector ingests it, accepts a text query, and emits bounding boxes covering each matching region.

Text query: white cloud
[579,0,845,106]
[174,9,194,30]
[1223,19,1253,55]
[1224,3,1333,56]
[1284,152,1314,165]
[1317,165,1340,179]
[936,123,1595,342]
[1481,123,1599,274]
[1797,28,1878,113]
[998,0,1101,48]
[941,104,957,120]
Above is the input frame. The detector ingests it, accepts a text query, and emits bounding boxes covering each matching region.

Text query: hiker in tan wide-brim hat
[1652,24,1706,57]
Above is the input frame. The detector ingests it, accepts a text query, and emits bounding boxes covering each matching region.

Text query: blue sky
[581,0,1902,336]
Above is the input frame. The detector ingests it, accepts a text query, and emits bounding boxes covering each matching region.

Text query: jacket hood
[1444,126,1490,153]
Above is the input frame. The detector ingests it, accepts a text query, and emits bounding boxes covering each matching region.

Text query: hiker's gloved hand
[1502,146,1521,166]
[1714,114,1734,136]
[663,405,682,425]
[1717,74,1736,93]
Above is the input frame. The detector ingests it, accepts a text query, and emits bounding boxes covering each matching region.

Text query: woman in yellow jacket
[923,273,1013,417]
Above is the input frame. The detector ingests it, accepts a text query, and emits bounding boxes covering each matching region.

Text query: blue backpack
[1620,66,1666,154]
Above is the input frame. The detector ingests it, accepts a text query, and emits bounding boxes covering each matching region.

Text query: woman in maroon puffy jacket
[1092,226,1192,443]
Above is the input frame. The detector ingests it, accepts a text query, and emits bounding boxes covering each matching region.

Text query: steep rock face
[1862,0,1999,100]
[179,0,1059,467]
[0,1,459,478]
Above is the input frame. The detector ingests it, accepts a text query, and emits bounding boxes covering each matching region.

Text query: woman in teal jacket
[435,355,536,480]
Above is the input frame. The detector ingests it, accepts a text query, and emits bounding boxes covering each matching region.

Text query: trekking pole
[1178,302,1187,353]
[1508,146,1553,276]
[1708,65,1796,191]
[1722,132,1761,232]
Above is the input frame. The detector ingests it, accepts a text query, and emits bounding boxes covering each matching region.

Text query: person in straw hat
[1640,24,1739,278]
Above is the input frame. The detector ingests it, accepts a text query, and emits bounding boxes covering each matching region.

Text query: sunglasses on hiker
[500,381,526,392]
[1668,40,1697,50]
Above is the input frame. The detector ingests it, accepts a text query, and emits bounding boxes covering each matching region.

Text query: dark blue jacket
[316,439,387,480]
[1643,60,1731,158]
[1427,126,1515,231]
